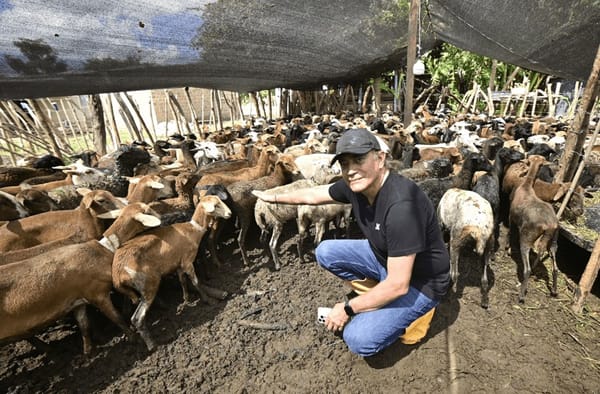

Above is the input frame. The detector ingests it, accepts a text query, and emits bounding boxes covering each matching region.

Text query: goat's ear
[97,208,121,219]
[150,181,164,190]
[215,190,229,201]
[134,212,161,227]
[201,200,216,213]
[552,184,569,201]
[126,177,141,184]
[76,187,93,196]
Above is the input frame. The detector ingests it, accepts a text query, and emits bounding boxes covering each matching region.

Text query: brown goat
[227,153,301,268]
[112,195,231,351]
[195,144,280,190]
[0,202,161,354]
[0,188,125,252]
[126,174,165,203]
[509,155,559,303]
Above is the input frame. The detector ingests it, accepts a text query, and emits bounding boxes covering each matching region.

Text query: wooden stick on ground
[237,319,288,331]
[572,237,600,314]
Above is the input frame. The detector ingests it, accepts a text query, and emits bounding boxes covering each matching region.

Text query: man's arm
[346,254,415,312]
[324,254,415,331]
[252,184,336,205]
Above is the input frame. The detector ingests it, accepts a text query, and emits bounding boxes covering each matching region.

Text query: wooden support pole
[556,118,600,220]
[26,99,63,160]
[164,90,182,135]
[374,77,382,117]
[89,94,107,156]
[184,87,201,136]
[572,237,600,314]
[61,98,90,151]
[220,91,235,126]
[0,124,17,165]
[148,95,158,140]
[124,92,154,144]
[555,44,600,183]
[167,91,192,136]
[44,99,71,151]
[268,89,273,121]
[113,93,143,142]
[102,94,121,149]
[404,0,419,125]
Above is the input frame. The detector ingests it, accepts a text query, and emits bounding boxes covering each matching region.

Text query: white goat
[438,188,495,308]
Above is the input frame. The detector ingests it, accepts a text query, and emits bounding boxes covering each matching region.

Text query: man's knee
[315,239,337,269]
[343,325,381,357]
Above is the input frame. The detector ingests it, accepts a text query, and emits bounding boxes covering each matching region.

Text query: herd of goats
[0,106,599,354]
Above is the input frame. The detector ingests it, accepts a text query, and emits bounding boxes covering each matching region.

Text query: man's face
[338,150,385,193]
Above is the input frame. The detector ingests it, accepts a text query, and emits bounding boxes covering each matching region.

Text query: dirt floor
[1,222,599,394]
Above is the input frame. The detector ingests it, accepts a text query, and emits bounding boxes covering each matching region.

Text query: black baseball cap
[330,128,381,165]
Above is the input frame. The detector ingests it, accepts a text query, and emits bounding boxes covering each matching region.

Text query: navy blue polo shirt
[329,172,450,300]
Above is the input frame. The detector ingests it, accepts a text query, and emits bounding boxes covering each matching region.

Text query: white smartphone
[317,307,332,324]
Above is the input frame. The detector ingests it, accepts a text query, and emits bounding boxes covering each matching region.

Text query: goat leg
[207,221,224,267]
[549,234,559,297]
[519,244,532,303]
[237,223,250,267]
[93,295,137,342]
[269,224,283,270]
[296,216,309,264]
[131,299,156,351]
[449,236,460,289]
[177,269,194,304]
[73,305,93,355]
[26,336,53,354]
[198,283,228,300]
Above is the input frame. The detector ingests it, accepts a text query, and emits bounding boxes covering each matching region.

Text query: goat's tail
[459,225,487,256]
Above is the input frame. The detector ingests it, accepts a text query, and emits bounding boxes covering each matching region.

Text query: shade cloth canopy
[0,0,598,99]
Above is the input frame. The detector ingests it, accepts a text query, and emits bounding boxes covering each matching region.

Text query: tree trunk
[373,77,382,116]
[250,91,261,118]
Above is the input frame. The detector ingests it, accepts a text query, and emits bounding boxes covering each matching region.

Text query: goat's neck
[190,207,213,231]
[453,161,476,189]
[79,207,105,236]
[523,160,542,189]
[255,150,273,172]
[98,233,120,252]
[492,157,504,178]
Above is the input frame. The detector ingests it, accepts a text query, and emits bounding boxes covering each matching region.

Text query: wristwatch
[344,301,356,317]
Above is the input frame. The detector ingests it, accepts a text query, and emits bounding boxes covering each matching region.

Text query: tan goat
[125,174,165,203]
[0,202,161,354]
[112,195,232,351]
[195,144,280,190]
[509,155,559,303]
[0,188,125,252]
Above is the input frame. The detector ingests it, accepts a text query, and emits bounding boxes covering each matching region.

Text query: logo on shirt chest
[375,223,381,231]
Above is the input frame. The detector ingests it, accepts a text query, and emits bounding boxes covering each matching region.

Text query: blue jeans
[315,239,438,357]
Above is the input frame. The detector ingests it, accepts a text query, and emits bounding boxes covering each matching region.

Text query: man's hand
[251,190,271,201]
[325,302,350,332]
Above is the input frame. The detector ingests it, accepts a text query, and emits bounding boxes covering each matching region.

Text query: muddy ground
[1,221,599,393]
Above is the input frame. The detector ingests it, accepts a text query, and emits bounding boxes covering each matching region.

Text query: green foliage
[423,43,545,97]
